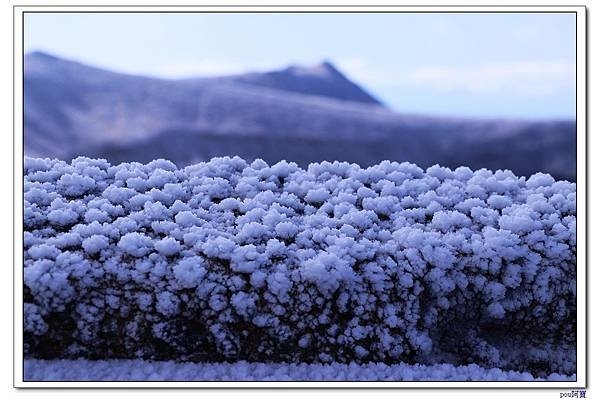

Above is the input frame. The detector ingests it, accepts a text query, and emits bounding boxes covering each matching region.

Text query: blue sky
[24,12,576,119]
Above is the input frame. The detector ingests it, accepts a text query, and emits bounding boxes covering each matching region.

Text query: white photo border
[13,3,588,389]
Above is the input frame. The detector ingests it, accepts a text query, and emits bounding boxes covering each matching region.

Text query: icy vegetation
[23,157,576,378]
[24,359,574,381]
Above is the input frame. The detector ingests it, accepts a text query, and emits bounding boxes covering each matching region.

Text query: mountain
[228,61,383,105]
[24,51,576,181]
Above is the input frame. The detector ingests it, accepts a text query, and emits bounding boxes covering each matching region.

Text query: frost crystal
[23,157,576,376]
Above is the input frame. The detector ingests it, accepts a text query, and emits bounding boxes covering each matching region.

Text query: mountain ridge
[23,52,576,180]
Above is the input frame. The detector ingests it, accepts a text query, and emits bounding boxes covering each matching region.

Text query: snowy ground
[24,359,575,382]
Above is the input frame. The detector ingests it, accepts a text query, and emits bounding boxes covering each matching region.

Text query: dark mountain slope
[230,61,383,105]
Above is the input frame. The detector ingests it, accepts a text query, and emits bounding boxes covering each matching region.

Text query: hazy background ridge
[24,52,576,181]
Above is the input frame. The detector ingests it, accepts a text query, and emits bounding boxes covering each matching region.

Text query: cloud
[154,60,245,78]
[339,58,574,97]
[409,60,575,95]
[154,60,282,79]
[337,57,392,86]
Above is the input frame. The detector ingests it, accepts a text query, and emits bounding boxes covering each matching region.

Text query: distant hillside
[24,51,576,181]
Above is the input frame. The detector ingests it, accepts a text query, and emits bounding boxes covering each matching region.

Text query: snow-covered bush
[23,157,576,377]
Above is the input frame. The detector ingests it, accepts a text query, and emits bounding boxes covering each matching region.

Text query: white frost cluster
[23,157,576,376]
[23,359,575,382]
